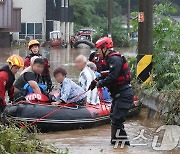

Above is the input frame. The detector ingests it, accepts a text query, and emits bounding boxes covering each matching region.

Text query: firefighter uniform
[89,37,133,145]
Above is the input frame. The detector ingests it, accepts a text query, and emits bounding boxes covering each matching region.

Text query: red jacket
[0,71,14,106]
[24,57,31,68]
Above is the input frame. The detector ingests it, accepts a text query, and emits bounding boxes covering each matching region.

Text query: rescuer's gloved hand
[47,86,53,93]
[48,94,56,102]
[88,80,98,91]
[8,97,14,104]
[97,80,104,88]
[0,97,3,107]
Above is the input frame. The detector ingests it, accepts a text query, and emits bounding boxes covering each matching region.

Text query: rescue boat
[51,39,61,47]
[2,93,141,132]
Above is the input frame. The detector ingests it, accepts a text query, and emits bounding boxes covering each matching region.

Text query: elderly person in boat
[75,55,100,105]
[51,67,86,106]
[87,62,112,103]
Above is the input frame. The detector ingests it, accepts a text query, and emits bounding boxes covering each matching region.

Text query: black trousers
[110,94,133,128]
[0,106,5,114]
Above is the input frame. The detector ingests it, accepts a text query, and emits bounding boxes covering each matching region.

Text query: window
[27,23,34,36]
[19,23,42,40]
[35,23,42,39]
[61,0,64,7]
[65,0,68,8]
[19,23,26,39]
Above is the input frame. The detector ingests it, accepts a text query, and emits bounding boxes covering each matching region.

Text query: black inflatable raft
[2,94,141,132]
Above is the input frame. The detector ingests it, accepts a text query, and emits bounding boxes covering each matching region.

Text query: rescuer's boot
[111,124,117,144]
[119,127,130,146]
[111,125,130,146]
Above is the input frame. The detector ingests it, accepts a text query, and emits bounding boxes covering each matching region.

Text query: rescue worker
[23,56,47,95]
[75,55,100,105]
[14,58,45,100]
[89,50,108,72]
[0,54,24,113]
[51,67,86,106]
[89,37,133,145]
[24,40,52,92]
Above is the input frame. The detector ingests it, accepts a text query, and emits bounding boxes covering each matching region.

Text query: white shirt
[78,66,100,104]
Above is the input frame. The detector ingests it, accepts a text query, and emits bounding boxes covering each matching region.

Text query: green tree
[131,3,180,90]
[70,0,99,29]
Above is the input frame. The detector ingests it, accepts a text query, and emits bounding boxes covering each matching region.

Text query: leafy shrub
[127,56,137,79]
[131,3,180,91]
[131,2,180,124]
[0,124,67,154]
[153,3,180,90]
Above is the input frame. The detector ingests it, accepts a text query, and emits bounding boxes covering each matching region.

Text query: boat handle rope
[20,89,89,128]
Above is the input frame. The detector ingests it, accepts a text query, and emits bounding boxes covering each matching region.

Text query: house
[12,0,74,43]
[0,0,21,48]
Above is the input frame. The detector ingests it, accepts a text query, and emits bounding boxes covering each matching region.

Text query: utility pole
[108,0,112,37]
[144,0,153,54]
[127,0,131,38]
[138,0,145,54]
[136,0,153,85]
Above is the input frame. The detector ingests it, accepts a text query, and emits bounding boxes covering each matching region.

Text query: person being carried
[51,67,86,106]
[14,58,45,100]
[0,54,24,113]
[75,55,100,105]
[24,40,52,92]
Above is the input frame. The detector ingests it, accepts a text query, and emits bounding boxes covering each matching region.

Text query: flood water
[0,46,179,154]
[0,45,137,82]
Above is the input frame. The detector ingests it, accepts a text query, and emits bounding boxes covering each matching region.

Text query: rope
[21,90,89,128]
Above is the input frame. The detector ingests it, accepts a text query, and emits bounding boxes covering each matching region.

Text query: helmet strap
[30,50,39,55]
[108,48,114,51]
[10,66,14,70]
[9,63,14,70]
[101,48,107,59]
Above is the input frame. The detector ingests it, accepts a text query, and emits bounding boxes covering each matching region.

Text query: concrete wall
[60,22,65,40]
[65,22,69,43]
[0,0,12,28]
[0,32,10,48]
[12,0,46,40]
[69,22,74,36]
[11,0,73,42]
[53,21,61,31]
[60,22,74,43]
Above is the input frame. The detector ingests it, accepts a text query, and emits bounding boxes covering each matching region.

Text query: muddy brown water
[0,46,179,154]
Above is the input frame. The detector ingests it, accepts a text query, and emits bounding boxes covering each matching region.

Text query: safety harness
[101,52,132,86]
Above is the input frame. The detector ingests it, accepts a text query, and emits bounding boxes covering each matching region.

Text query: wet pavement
[0,46,179,154]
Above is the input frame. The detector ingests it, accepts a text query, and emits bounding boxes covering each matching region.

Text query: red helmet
[95,37,113,49]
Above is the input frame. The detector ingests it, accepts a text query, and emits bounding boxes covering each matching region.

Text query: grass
[0,123,68,154]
